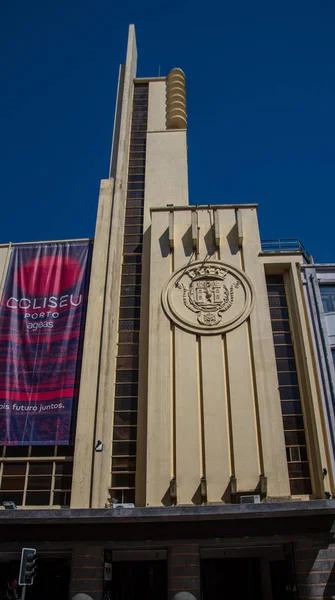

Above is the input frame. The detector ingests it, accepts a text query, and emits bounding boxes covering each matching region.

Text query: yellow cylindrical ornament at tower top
[166,68,187,130]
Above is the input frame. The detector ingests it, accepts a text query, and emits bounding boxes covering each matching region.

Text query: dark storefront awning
[0,500,334,547]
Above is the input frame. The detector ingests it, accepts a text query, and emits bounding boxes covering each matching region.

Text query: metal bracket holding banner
[0,243,12,303]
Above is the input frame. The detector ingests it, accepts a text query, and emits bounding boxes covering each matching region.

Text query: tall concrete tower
[71,25,189,508]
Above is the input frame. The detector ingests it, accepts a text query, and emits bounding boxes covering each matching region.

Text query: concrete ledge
[0,500,334,525]
[150,204,258,212]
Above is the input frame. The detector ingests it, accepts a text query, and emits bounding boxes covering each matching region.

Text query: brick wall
[294,537,335,599]
[69,546,104,600]
[168,544,200,600]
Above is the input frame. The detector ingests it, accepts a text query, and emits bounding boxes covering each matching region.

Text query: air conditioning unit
[112,503,135,509]
[240,495,261,504]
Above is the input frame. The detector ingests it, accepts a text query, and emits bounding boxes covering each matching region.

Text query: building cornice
[0,500,334,525]
[150,204,258,212]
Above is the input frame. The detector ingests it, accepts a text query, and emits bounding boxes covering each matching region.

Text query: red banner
[0,241,92,445]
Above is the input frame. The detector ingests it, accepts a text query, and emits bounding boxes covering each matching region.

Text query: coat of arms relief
[162,260,254,335]
[177,266,240,326]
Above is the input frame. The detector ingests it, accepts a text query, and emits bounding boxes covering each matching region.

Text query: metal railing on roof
[261,238,311,263]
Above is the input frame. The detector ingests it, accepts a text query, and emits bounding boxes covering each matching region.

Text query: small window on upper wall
[331,348,335,371]
[320,286,335,313]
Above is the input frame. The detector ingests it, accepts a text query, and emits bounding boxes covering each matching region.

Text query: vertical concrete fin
[109,24,137,179]
[91,26,138,508]
[237,209,243,248]
[191,211,199,255]
[109,64,125,179]
[214,210,220,250]
[71,179,114,508]
[169,211,174,249]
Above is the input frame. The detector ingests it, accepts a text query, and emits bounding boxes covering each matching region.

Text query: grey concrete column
[69,546,104,600]
[168,544,201,600]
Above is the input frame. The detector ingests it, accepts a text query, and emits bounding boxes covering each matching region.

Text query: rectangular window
[115,370,138,384]
[114,412,138,426]
[114,398,138,411]
[111,83,148,506]
[118,332,139,344]
[112,457,136,472]
[117,344,139,358]
[119,307,141,319]
[321,286,335,313]
[266,274,312,496]
[122,264,142,276]
[0,446,74,507]
[121,275,142,286]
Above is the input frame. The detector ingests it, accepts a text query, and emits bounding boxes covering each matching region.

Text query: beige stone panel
[0,245,11,301]
[145,211,172,506]
[225,324,260,491]
[147,80,167,132]
[71,179,114,508]
[135,222,150,507]
[285,266,330,498]
[144,130,188,228]
[217,207,239,261]
[174,210,201,505]
[218,208,259,492]
[200,335,231,502]
[196,210,230,501]
[242,209,290,498]
[174,328,201,504]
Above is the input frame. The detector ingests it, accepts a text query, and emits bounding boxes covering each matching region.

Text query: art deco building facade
[0,24,335,600]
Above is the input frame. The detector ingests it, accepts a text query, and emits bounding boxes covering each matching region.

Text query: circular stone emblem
[161,260,254,335]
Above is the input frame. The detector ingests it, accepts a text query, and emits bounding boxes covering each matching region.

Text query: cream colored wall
[136,79,189,505]
[173,211,202,504]
[144,79,188,222]
[145,132,188,217]
[217,208,260,494]
[145,206,291,506]
[147,80,166,132]
[71,179,114,508]
[139,210,173,506]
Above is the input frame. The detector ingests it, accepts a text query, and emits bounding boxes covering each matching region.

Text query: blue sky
[1,0,334,261]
